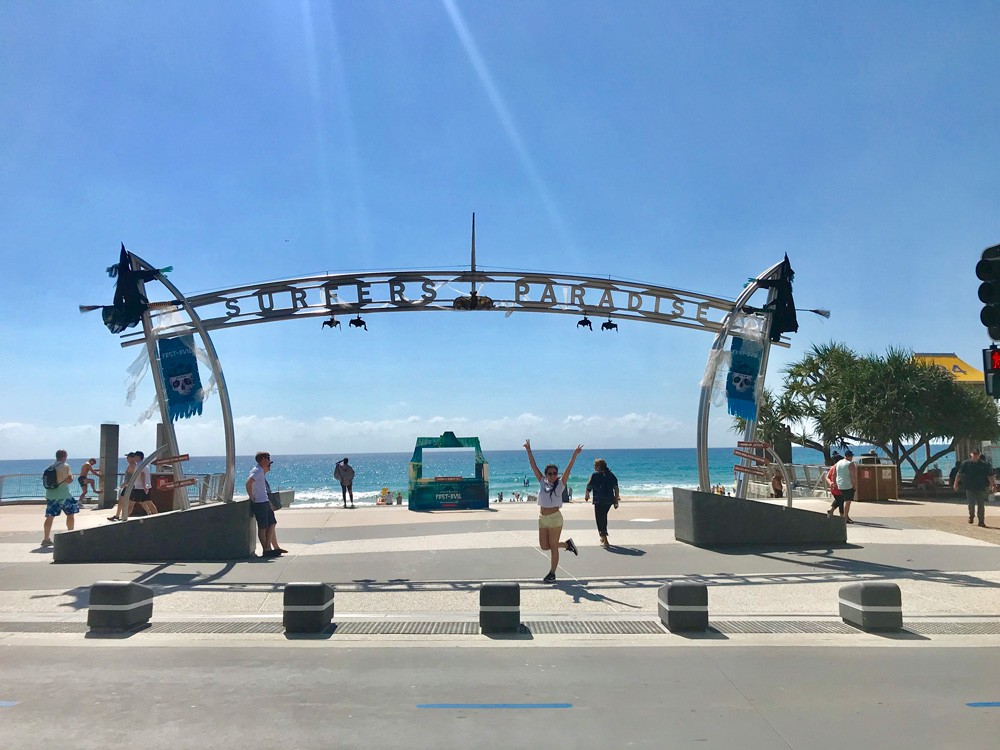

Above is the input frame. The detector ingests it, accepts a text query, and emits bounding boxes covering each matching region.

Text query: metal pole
[696,260,785,493]
[130,254,238,503]
[734,283,778,499]
[136,272,183,506]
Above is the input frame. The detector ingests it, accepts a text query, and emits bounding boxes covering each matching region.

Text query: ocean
[0,445,953,506]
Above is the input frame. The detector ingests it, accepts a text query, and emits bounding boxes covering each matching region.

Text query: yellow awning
[915,353,983,383]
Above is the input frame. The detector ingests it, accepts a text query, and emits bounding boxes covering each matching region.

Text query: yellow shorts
[538,510,563,529]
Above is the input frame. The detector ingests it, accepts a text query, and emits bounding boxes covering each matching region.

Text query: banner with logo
[157,335,204,421]
[726,336,762,422]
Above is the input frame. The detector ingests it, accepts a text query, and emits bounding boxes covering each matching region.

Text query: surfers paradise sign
[119,269,740,346]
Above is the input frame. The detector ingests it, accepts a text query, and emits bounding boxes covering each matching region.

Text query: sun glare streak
[441,0,575,252]
[298,1,371,258]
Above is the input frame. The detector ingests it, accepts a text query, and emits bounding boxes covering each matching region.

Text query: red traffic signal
[984,346,1000,398]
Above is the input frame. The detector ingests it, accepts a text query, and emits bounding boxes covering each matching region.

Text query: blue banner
[158,335,204,421]
[726,336,762,421]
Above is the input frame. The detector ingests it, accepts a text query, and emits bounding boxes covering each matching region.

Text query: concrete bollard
[839,582,902,631]
[88,581,154,631]
[283,582,335,633]
[480,582,520,633]
[658,582,708,632]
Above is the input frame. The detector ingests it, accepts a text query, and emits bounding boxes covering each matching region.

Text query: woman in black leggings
[585,458,619,548]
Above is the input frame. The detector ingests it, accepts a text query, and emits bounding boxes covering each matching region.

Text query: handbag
[266,480,281,510]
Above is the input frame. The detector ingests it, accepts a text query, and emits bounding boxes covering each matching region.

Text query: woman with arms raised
[524,440,583,583]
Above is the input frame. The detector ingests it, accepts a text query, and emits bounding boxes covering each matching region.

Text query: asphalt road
[2,644,998,749]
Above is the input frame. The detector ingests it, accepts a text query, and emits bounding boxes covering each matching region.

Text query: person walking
[954,447,994,527]
[77,458,101,503]
[524,439,583,583]
[247,451,285,557]
[41,449,77,547]
[334,457,355,508]
[770,469,783,498]
[126,450,158,517]
[827,449,858,523]
[584,458,619,548]
[108,451,136,521]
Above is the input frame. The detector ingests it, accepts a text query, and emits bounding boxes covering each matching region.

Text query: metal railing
[0,471,228,505]
[743,463,834,502]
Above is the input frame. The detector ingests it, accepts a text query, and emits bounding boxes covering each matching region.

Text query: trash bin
[855,464,898,501]
[149,472,176,513]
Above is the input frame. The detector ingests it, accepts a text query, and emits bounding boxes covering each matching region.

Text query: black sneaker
[565,538,578,556]
[543,571,556,583]
[263,549,280,558]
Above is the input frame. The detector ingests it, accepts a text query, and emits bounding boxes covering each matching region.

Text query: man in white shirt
[246,451,285,558]
[832,449,858,524]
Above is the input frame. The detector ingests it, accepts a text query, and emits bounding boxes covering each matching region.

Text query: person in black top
[954,448,995,527]
[584,458,620,548]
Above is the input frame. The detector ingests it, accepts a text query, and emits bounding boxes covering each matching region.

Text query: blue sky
[1,1,998,460]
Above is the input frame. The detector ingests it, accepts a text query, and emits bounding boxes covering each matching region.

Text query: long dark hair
[542,464,560,499]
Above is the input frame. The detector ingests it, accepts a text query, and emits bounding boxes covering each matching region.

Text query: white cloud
[0,409,739,460]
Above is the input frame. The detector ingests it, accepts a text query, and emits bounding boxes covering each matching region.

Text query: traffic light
[977,244,1000,339]
[984,346,1000,398]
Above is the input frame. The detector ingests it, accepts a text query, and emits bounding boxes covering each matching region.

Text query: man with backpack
[41,449,77,547]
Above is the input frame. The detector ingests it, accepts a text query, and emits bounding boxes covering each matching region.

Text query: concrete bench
[88,581,154,631]
[658,582,708,633]
[839,582,902,631]
[283,582,335,633]
[480,582,520,633]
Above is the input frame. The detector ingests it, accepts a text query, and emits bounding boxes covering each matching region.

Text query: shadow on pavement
[674,627,729,640]
[843,623,931,641]
[84,623,152,639]
[552,580,642,609]
[484,627,534,641]
[605,545,645,556]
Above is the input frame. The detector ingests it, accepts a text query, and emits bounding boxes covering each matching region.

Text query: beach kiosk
[408,431,489,511]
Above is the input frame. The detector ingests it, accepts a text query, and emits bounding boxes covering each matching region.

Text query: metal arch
[130,254,238,503]
[114,269,772,348]
[695,259,785,493]
[115,262,790,505]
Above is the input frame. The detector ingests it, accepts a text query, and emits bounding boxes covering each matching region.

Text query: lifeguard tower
[408,431,489,511]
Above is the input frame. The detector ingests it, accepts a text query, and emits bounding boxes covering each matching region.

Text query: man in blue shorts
[246,451,286,558]
[42,449,77,547]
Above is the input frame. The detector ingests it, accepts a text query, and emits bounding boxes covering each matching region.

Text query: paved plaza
[1,497,998,748]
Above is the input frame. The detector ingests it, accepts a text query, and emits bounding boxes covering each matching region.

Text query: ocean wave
[288,488,401,508]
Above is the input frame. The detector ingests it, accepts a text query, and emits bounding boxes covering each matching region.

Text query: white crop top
[537,479,564,509]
